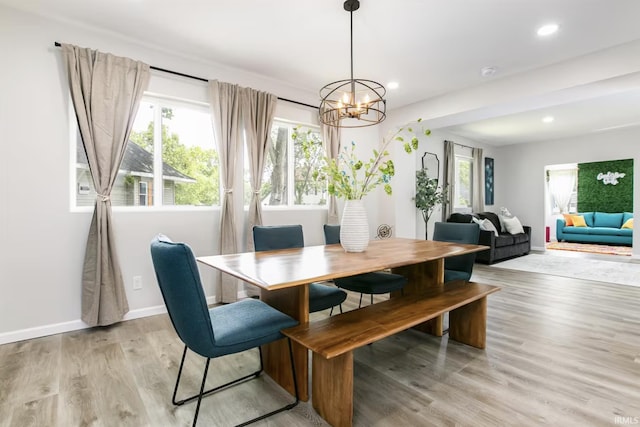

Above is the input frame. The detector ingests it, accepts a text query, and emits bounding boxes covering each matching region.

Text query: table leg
[260,285,310,401]
[391,258,445,336]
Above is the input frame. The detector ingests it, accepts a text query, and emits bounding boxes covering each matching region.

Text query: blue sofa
[556,212,633,246]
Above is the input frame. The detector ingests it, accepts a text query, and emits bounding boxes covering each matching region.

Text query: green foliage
[414,169,447,226]
[292,126,326,204]
[316,119,430,200]
[577,159,633,212]
[129,112,219,206]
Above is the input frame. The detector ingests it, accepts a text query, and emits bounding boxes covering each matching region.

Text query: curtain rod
[446,140,475,150]
[54,42,318,110]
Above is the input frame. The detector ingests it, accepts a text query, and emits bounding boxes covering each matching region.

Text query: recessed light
[542,116,555,123]
[387,81,399,90]
[480,66,497,77]
[537,23,559,36]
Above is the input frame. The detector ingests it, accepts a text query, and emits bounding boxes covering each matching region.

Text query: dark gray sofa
[447,212,531,264]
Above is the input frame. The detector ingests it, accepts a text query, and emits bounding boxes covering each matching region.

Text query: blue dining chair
[323,224,407,307]
[432,222,481,283]
[150,234,299,427]
[253,225,347,314]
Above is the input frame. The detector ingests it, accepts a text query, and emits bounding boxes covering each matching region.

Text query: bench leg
[449,296,487,349]
[312,352,353,427]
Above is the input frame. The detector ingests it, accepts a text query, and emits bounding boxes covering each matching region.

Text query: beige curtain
[442,140,455,221]
[209,80,242,302]
[62,44,150,326]
[321,109,342,224]
[472,147,484,213]
[243,88,277,250]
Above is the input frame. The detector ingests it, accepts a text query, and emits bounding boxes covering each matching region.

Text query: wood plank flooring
[1,263,639,426]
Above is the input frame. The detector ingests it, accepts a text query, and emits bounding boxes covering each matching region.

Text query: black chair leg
[175,341,299,427]
[329,303,343,316]
[172,345,262,406]
[192,357,211,427]
[358,293,363,308]
[370,294,373,305]
[236,338,299,427]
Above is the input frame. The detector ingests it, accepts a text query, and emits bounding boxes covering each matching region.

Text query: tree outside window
[129,103,220,207]
[74,97,220,208]
[251,121,326,207]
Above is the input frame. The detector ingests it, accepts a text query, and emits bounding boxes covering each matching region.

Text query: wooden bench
[282,281,500,427]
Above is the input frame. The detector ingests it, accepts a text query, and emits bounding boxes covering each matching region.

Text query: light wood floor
[1,263,640,426]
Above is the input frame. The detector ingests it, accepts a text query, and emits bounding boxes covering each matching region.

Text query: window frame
[250,118,328,210]
[70,94,221,212]
[138,181,148,206]
[453,153,474,213]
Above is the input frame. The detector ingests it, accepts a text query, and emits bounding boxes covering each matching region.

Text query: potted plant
[314,120,430,251]
[414,168,446,239]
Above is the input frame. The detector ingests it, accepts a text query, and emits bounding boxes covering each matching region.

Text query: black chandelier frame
[319,0,386,128]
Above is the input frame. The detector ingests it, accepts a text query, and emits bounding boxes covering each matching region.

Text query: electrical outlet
[133,276,142,290]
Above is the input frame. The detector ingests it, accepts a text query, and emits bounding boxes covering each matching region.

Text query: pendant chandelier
[319,0,386,128]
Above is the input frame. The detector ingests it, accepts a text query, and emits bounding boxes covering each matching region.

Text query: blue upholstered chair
[253,225,347,314]
[432,222,481,283]
[323,224,407,308]
[150,235,299,427]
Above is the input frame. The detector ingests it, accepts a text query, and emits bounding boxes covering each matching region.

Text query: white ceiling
[4,0,640,145]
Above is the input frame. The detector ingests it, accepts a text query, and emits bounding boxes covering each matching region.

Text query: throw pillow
[562,213,574,226]
[498,207,513,232]
[622,218,634,229]
[473,217,499,236]
[572,215,587,227]
[502,216,524,235]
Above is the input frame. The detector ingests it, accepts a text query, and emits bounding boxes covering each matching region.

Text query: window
[454,154,473,212]
[547,166,578,214]
[73,97,219,208]
[244,120,326,207]
[138,182,149,206]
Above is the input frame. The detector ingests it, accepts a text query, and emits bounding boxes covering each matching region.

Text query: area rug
[489,253,640,288]
[546,241,633,256]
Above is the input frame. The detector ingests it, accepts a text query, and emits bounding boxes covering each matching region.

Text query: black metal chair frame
[171,338,299,427]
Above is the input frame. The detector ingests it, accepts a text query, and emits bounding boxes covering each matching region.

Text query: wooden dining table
[196,237,488,402]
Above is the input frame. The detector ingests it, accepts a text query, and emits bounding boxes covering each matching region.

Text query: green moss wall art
[577,159,633,212]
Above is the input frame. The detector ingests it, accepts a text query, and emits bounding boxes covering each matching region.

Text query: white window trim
[256,118,328,209]
[453,153,473,211]
[69,93,221,212]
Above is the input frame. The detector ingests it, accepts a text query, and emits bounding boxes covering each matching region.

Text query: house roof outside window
[76,141,196,183]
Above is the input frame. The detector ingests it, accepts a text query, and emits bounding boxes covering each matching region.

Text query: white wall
[0,5,345,344]
[498,126,640,253]
[380,111,501,240]
[4,4,638,344]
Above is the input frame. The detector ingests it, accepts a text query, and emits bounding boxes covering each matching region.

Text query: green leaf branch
[315,120,431,200]
[414,168,447,231]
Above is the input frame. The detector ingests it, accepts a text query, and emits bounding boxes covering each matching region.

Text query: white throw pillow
[498,207,513,232]
[503,215,525,235]
[472,217,499,236]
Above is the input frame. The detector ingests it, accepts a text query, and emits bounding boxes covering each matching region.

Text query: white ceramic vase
[340,199,370,252]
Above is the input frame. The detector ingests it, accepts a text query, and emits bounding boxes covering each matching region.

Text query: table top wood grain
[196,238,488,291]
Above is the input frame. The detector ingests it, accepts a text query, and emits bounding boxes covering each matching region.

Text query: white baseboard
[0,295,219,346]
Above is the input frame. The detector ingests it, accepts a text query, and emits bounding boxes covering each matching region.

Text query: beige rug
[546,241,632,256]
[488,253,640,288]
